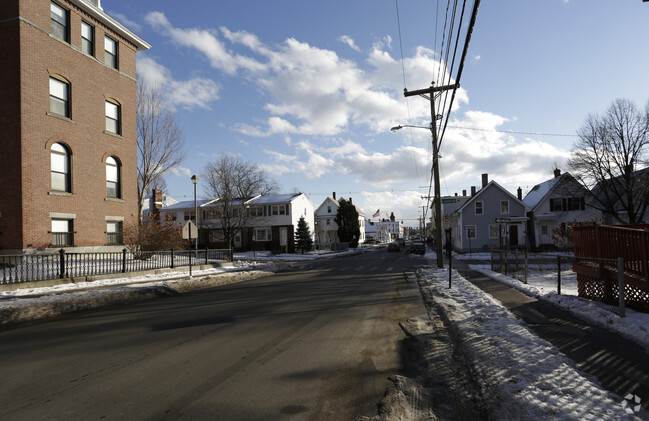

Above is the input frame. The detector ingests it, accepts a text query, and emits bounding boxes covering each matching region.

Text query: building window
[50,2,69,42]
[184,211,195,221]
[81,21,94,56]
[326,219,330,225]
[209,230,225,242]
[106,156,121,198]
[49,76,70,118]
[104,35,118,69]
[475,201,483,215]
[500,200,509,215]
[466,225,476,240]
[52,219,73,247]
[51,143,71,192]
[327,205,331,213]
[254,228,271,241]
[489,224,498,239]
[272,206,279,216]
[107,221,123,245]
[105,99,121,134]
[541,225,548,235]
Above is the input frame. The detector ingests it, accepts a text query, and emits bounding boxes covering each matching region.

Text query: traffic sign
[495,218,511,224]
[182,220,198,239]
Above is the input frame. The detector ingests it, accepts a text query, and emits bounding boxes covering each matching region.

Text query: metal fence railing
[0,248,231,285]
[490,249,628,317]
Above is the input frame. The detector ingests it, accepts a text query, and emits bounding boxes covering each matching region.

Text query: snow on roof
[160,199,211,210]
[523,176,561,209]
[246,193,302,205]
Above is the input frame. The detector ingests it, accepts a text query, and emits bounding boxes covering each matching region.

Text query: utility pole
[405,83,458,268]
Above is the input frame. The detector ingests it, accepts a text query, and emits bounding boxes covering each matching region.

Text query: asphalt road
[0,248,428,420]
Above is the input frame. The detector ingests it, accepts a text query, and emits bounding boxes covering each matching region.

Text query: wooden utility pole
[405,83,458,268]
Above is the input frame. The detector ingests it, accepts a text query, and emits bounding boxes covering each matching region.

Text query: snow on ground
[418,267,645,420]
[1,246,648,419]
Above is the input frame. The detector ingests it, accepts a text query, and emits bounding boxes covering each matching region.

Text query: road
[0,248,428,420]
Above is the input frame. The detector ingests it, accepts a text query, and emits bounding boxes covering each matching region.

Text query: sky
[106,0,649,226]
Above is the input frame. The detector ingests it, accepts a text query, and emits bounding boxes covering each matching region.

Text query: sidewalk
[452,258,649,413]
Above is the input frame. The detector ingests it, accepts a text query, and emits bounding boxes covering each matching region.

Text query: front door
[509,225,518,247]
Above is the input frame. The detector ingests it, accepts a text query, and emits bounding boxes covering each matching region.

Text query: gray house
[448,180,527,252]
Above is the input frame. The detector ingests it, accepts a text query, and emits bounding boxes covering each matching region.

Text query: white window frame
[489,224,498,239]
[475,201,483,215]
[465,225,477,239]
[500,200,509,215]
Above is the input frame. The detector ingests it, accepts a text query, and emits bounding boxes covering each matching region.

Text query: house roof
[523,175,563,210]
[160,199,211,211]
[456,180,526,213]
[246,193,303,205]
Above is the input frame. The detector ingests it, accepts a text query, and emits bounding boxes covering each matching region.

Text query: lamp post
[391,122,444,268]
[191,174,199,251]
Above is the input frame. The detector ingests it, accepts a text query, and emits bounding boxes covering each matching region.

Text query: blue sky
[107,0,649,226]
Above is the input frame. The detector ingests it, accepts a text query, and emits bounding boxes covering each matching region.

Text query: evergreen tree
[295,216,313,254]
[335,198,361,248]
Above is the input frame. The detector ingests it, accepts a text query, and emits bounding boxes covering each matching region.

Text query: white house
[314,193,365,248]
[524,169,602,249]
[160,193,315,252]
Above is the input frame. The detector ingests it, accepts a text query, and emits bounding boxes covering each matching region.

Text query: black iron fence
[0,248,232,285]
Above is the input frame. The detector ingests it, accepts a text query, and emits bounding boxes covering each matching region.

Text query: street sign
[495,218,511,224]
[442,198,456,204]
[182,220,198,239]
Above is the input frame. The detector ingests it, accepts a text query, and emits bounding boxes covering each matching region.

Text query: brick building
[0,0,150,253]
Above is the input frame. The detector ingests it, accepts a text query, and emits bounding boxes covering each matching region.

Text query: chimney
[454,192,458,197]
[349,197,352,205]
[554,168,561,178]
[482,173,489,188]
[333,192,336,200]
[462,189,467,196]
[471,186,476,196]
[517,187,522,200]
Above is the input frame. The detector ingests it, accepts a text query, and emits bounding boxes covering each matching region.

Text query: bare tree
[567,98,649,224]
[137,79,186,222]
[202,154,279,248]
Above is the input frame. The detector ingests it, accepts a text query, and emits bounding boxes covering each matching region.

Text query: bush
[123,215,185,259]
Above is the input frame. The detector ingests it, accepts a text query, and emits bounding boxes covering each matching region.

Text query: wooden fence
[573,225,649,312]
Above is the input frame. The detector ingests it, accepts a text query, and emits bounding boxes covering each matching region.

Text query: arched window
[106,156,121,198]
[51,142,71,192]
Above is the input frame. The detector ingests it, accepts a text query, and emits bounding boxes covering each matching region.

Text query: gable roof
[523,172,586,212]
[456,180,526,213]
[160,199,211,211]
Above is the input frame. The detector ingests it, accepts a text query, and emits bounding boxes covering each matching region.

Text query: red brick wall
[0,0,144,250]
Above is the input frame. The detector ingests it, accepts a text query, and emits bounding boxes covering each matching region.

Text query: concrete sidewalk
[452,258,649,412]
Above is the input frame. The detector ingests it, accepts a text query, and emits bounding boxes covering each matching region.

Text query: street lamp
[191,174,199,251]
[391,122,444,268]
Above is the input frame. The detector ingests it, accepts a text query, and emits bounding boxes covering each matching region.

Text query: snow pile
[418,268,643,420]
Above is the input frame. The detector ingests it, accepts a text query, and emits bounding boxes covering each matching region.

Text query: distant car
[410,240,426,255]
[396,238,405,247]
[387,242,400,252]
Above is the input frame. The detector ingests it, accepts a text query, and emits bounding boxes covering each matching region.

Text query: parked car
[396,238,406,247]
[387,242,400,252]
[410,240,426,255]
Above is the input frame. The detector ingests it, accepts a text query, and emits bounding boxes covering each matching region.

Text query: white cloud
[339,35,361,52]
[137,56,220,110]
